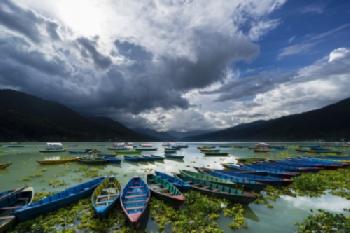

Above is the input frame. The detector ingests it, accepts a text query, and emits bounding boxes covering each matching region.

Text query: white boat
[39,143,65,153]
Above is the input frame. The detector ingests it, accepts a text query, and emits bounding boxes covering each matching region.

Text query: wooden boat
[78,157,108,165]
[195,167,265,192]
[179,170,237,188]
[68,149,91,154]
[199,149,220,153]
[0,186,34,211]
[91,177,121,217]
[236,158,266,163]
[15,177,104,221]
[164,153,184,160]
[0,216,15,233]
[135,147,157,152]
[155,171,191,191]
[120,177,150,226]
[223,163,299,178]
[147,174,185,206]
[259,162,321,172]
[182,175,256,204]
[254,148,270,153]
[204,152,229,156]
[214,170,292,186]
[114,149,140,155]
[124,155,164,162]
[37,157,79,165]
[0,163,11,169]
[100,155,122,164]
[197,146,215,150]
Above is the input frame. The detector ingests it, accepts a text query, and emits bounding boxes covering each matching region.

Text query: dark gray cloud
[203,70,293,102]
[0,0,43,42]
[77,37,112,69]
[46,22,61,40]
[114,40,152,61]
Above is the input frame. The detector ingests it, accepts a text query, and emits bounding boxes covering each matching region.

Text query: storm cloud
[0,0,296,130]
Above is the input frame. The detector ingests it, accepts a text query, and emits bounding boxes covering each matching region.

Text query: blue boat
[120,177,150,226]
[252,162,321,172]
[0,187,34,214]
[155,171,191,191]
[124,155,164,162]
[15,177,104,221]
[213,170,292,186]
[100,155,122,164]
[223,164,299,178]
[91,177,121,218]
[196,168,266,192]
[68,149,91,154]
[284,158,343,169]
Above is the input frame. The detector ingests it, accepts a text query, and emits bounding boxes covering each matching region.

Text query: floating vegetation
[296,209,350,233]
[223,204,247,229]
[10,199,134,233]
[291,168,350,199]
[150,191,247,232]
[48,179,67,188]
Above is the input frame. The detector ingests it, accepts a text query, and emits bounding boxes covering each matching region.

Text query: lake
[1,142,349,233]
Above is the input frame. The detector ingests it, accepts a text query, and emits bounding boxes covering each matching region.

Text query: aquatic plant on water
[296,209,350,233]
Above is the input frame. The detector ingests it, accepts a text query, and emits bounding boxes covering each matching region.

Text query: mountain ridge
[0,89,152,141]
[187,97,350,141]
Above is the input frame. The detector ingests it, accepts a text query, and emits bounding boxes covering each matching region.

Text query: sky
[0,0,349,132]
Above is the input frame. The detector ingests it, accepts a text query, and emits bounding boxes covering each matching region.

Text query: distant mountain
[133,128,215,141]
[0,90,152,141]
[188,98,350,141]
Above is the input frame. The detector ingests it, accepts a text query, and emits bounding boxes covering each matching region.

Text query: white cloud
[328,48,350,62]
[249,19,280,41]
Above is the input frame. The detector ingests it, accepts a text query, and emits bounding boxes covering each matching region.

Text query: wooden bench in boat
[125,206,144,210]
[125,194,147,199]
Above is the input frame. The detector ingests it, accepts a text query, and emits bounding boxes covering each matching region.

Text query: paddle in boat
[15,177,104,221]
[155,171,191,191]
[91,177,121,218]
[0,163,11,169]
[147,174,185,207]
[120,177,150,227]
[37,156,79,165]
[182,175,256,204]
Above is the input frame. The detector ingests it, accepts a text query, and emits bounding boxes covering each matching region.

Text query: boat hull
[39,149,66,153]
[37,158,78,165]
[15,178,103,221]
[0,216,15,233]
[0,163,11,169]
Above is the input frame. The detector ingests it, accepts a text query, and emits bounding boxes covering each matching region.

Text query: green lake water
[1,142,349,233]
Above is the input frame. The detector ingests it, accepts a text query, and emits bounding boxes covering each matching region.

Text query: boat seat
[124,199,145,204]
[102,188,117,194]
[97,194,118,199]
[96,200,114,205]
[125,194,147,199]
[125,206,144,210]
[129,186,143,188]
